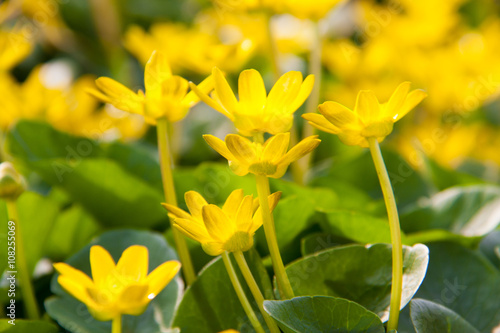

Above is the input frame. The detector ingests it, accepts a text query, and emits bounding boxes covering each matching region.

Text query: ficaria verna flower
[303,82,427,148]
[163,189,281,256]
[203,132,320,178]
[54,245,180,321]
[191,67,314,136]
[89,50,213,124]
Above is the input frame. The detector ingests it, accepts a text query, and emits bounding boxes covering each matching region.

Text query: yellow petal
[95,77,143,113]
[354,90,380,124]
[235,195,254,231]
[394,89,427,122]
[225,134,257,165]
[116,245,149,280]
[213,67,239,114]
[201,242,225,256]
[266,71,303,113]
[337,129,367,147]
[144,50,172,100]
[302,113,341,134]
[288,74,315,113]
[173,219,211,243]
[161,76,189,103]
[89,245,116,286]
[262,132,290,162]
[146,260,181,298]
[238,69,266,113]
[118,284,149,315]
[183,75,214,107]
[222,189,245,219]
[53,263,94,289]
[202,204,234,241]
[185,191,208,219]
[252,191,282,233]
[318,101,358,129]
[57,275,96,309]
[203,134,235,161]
[278,135,321,167]
[161,203,192,220]
[189,82,231,118]
[385,81,411,119]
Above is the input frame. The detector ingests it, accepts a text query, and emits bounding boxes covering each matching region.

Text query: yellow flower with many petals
[163,189,280,256]
[203,132,320,178]
[53,245,180,321]
[303,82,427,148]
[192,67,314,136]
[90,51,213,124]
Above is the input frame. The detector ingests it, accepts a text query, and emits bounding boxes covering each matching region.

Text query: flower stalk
[112,315,122,333]
[157,117,196,285]
[264,12,280,81]
[367,137,403,331]
[221,252,265,333]
[6,200,40,320]
[233,251,280,333]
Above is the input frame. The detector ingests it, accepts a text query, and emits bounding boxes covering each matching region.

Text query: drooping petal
[394,89,427,121]
[161,203,192,220]
[173,219,211,243]
[235,195,254,231]
[118,284,149,315]
[225,134,257,165]
[183,75,214,107]
[318,101,358,129]
[161,76,189,103]
[261,132,290,163]
[202,204,234,241]
[95,77,143,113]
[277,135,321,167]
[384,81,411,119]
[185,191,209,219]
[266,71,303,113]
[354,90,380,124]
[213,67,239,114]
[145,260,181,298]
[189,82,230,118]
[287,74,315,113]
[238,69,267,114]
[89,245,116,286]
[302,113,341,134]
[144,50,172,101]
[222,189,245,219]
[54,263,94,289]
[116,245,149,281]
[57,275,96,309]
[203,134,236,161]
[337,129,367,147]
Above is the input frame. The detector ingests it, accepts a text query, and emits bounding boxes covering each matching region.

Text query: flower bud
[0,162,26,201]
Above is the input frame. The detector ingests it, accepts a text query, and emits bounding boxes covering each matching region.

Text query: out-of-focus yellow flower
[54,245,180,321]
[304,82,427,147]
[192,67,314,136]
[280,0,344,20]
[203,132,320,178]
[163,189,280,255]
[0,29,32,71]
[90,51,213,124]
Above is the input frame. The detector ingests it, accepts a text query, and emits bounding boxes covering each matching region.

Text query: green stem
[233,251,280,333]
[264,12,280,81]
[221,252,265,333]
[112,315,122,333]
[157,118,196,286]
[6,200,40,320]
[255,174,294,300]
[367,137,403,331]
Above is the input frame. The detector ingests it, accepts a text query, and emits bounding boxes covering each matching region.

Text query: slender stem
[255,174,294,300]
[157,118,196,286]
[6,200,40,320]
[221,252,265,333]
[292,20,323,185]
[233,251,281,333]
[112,315,122,333]
[367,137,403,331]
[264,13,280,81]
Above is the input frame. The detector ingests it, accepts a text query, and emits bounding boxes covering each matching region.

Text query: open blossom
[54,245,180,321]
[89,51,213,124]
[191,67,314,136]
[163,189,281,255]
[203,132,320,178]
[303,82,427,147]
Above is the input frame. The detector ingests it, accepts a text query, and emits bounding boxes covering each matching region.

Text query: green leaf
[173,249,273,333]
[45,229,181,333]
[270,179,338,212]
[300,233,352,256]
[285,243,429,322]
[425,157,484,191]
[405,229,481,248]
[410,299,480,333]
[0,319,59,333]
[479,230,500,268]
[414,242,500,333]
[263,296,385,333]
[401,185,500,236]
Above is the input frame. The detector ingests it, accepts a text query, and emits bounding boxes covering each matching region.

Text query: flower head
[89,51,213,124]
[203,132,320,178]
[303,82,427,147]
[280,0,345,20]
[191,67,314,136]
[163,189,281,255]
[0,162,26,200]
[54,245,180,321]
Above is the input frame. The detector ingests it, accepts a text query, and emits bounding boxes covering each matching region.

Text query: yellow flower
[191,67,314,136]
[280,0,345,20]
[303,82,427,147]
[0,30,32,71]
[89,51,213,124]
[203,132,320,178]
[163,189,281,256]
[53,245,180,321]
